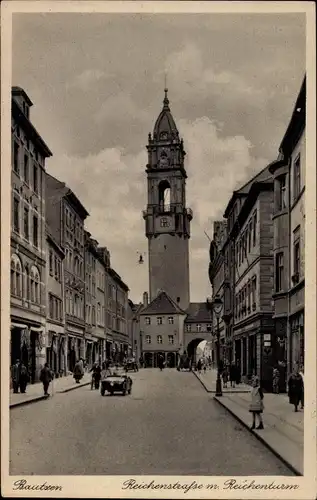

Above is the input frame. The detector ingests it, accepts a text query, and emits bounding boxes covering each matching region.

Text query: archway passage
[186,338,207,364]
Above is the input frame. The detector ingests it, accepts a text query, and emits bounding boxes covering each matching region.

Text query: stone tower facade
[143,89,192,311]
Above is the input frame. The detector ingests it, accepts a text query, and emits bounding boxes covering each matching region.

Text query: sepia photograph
[1,1,316,498]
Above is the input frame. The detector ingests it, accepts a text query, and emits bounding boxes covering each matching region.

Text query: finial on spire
[163,72,170,109]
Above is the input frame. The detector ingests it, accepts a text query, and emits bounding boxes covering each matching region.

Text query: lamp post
[207,295,223,397]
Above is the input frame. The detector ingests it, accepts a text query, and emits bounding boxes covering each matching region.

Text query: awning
[11,323,28,330]
[30,326,44,332]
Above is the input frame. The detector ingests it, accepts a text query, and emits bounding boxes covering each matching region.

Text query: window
[168,316,174,324]
[248,221,252,252]
[145,335,151,344]
[33,164,38,194]
[196,324,201,332]
[168,335,174,345]
[13,197,19,232]
[13,142,19,174]
[157,317,163,325]
[33,215,38,247]
[92,306,96,324]
[30,266,40,303]
[247,281,251,312]
[160,217,168,227]
[277,175,287,211]
[293,154,301,201]
[251,276,257,310]
[253,211,257,246]
[186,324,191,332]
[23,154,29,184]
[207,324,212,332]
[10,254,22,297]
[275,252,284,292]
[293,227,300,281]
[157,335,162,344]
[145,317,151,325]
[23,207,29,240]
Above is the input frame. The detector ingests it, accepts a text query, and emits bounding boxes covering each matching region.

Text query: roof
[140,290,185,315]
[12,86,33,106]
[223,165,272,218]
[185,302,212,323]
[153,89,178,138]
[45,172,89,219]
[279,75,306,158]
[108,267,129,292]
[45,224,65,256]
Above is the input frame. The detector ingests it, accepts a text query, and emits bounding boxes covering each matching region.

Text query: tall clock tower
[143,89,192,311]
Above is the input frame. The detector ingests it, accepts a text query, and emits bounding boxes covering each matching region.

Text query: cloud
[67,69,114,91]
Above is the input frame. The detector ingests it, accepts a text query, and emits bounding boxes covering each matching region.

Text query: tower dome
[153,88,179,141]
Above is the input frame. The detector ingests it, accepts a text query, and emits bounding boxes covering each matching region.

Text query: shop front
[10,320,45,383]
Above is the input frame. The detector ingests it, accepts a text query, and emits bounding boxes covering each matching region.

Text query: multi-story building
[208,221,227,364]
[46,227,66,376]
[84,233,109,366]
[45,173,89,371]
[140,291,186,368]
[269,76,306,379]
[184,304,213,362]
[105,267,130,363]
[10,87,52,383]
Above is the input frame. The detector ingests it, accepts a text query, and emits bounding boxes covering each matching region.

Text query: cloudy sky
[12,12,305,303]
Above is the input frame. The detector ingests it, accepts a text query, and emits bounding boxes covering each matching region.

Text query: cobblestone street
[10,369,294,476]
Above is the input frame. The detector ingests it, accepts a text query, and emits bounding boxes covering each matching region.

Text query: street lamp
[207,294,223,397]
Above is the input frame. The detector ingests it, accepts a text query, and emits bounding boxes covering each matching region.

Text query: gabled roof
[224,165,272,218]
[185,302,211,323]
[140,291,185,315]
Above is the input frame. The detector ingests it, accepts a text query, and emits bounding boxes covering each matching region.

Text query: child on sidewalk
[249,376,264,430]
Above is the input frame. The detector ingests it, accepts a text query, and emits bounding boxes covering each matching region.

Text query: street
[10,369,293,476]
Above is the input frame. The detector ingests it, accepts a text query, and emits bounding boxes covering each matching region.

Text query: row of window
[49,250,62,283]
[275,226,301,292]
[65,289,84,319]
[145,335,174,345]
[65,248,84,279]
[12,141,40,195]
[48,293,63,322]
[235,275,257,320]
[10,254,41,303]
[65,207,84,245]
[275,153,302,212]
[185,323,212,333]
[145,316,174,325]
[14,121,43,164]
[13,196,39,247]
[85,303,105,327]
[235,210,257,268]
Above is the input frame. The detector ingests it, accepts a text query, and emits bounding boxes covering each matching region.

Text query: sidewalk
[194,370,304,475]
[193,368,251,393]
[10,373,91,408]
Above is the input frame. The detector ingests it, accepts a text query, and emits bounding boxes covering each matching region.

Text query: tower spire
[163,71,169,110]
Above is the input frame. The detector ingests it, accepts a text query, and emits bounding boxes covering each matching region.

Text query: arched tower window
[158,180,171,212]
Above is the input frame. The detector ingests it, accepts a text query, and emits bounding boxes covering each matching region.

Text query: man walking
[40,363,53,396]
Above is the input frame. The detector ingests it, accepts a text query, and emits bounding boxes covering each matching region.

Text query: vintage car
[101,373,132,396]
[124,359,139,372]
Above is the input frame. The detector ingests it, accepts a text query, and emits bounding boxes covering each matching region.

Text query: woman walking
[222,366,229,388]
[288,366,304,412]
[249,376,264,430]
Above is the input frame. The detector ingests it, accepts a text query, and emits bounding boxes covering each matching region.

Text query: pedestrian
[249,376,264,430]
[90,362,97,390]
[288,366,304,412]
[203,362,207,375]
[11,359,21,393]
[236,360,241,384]
[222,366,229,388]
[93,362,101,390]
[100,362,109,396]
[19,362,29,393]
[299,365,304,409]
[39,363,53,396]
[197,359,202,374]
[229,363,236,388]
[73,359,84,383]
[272,366,280,394]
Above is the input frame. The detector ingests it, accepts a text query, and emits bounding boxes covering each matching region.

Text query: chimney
[143,292,149,307]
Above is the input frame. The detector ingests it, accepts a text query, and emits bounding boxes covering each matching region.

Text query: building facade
[140,291,186,368]
[45,173,89,371]
[46,229,66,376]
[143,89,192,311]
[269,76,306,379]
[10,87,52,383]
[105,268,130,363]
